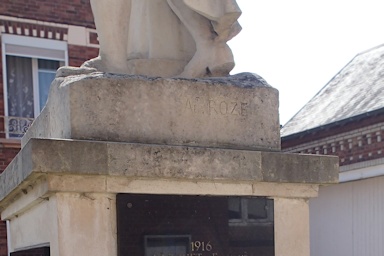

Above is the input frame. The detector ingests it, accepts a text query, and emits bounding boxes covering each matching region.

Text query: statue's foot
[208,61,234,77]
[208,44,235,77]
[56,66,98,78]
[81,56,105,71]
[55,56,103,78]
[178,44,235,78]
[82,56,131,75]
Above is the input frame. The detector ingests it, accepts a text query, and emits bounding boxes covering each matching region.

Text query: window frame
[1,34,68,138]
[228,197,274,226]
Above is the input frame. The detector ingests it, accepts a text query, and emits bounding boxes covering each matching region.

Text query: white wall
[310,175,384,256]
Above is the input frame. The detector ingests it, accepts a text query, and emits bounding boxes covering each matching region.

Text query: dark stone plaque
[117,194,274,256]
[10,247,50,256]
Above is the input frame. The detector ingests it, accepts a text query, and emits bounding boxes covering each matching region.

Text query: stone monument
[0,1,339,256]
[83,0,242,78]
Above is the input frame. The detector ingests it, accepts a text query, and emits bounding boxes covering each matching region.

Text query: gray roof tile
[281,44,384,137]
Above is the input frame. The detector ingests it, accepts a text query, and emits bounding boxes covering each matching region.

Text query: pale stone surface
[0,138,339,211]
[56,193,117,256]
[1,178,48,220]
[8,197,58,254]
[22,72,281,151]
[2,177,314,256]
[6,193,117,256]
[44,175,321,199]
[85,0,241,78]
[2,172,314,256]
[56,66,96,77]
[105,178,320,198]
[1,175,319,220]
[67,25,87,46]
[0,137,338,255]
[3,175,314,256]
[274,198,310,256]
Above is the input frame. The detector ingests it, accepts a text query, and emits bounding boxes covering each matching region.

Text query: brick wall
[68,45,98,67]
[0,0,95,28]
[0,33,12,254]
[0,144,20,256]
[282,115,384,166]
[0,144,20,172]
[0,37,3,117]
[0,222,6,256]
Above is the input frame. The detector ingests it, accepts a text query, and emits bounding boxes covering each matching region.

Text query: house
[0,1,99,255]
[281,44,384,256]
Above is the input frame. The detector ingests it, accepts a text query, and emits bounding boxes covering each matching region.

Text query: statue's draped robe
[127,0,194,62]
[126,0,241,66]
[183,0,241,40]
[88,0,241,77]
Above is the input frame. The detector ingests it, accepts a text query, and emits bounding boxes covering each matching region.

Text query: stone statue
[82,0,242,78]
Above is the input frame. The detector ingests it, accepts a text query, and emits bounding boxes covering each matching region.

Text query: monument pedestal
[0,73,338,256]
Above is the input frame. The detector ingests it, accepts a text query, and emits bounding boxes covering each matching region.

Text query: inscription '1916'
[151,240,248,256]
[185,98,249,117]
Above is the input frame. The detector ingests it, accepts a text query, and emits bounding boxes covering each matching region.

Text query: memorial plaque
[117,194,274,256]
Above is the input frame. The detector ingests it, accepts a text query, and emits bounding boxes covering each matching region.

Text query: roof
[281,44,384,138]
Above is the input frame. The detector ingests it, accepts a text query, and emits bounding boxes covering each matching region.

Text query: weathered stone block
[22,72,280,151]
[0,138,339,209]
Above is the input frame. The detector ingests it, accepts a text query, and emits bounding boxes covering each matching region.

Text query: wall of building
[282,112,384,256]
[0,1,99,255]
[282,118,384,167]
[0,143,19,256]
[0,222,6,256]
[0,0,95,28]
[310,175,384,256]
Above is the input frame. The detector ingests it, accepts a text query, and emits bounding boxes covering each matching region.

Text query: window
[144,235,191,256]
[228,197,274,225]
[1,35,67,137]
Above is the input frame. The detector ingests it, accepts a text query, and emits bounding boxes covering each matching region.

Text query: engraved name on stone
[185,98,249,117]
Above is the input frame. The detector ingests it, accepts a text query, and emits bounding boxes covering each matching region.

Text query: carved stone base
[0,138,337,255]
[22,72,280,151]
[0,72,339,256]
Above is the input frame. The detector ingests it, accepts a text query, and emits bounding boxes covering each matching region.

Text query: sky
[229,0,384,125]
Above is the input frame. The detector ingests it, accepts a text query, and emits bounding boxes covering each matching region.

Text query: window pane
[38,59,60,112]
[38,71,56,111]
[247,198,268,220]
[6,55,34,118]
[38,59,60,70]
[228,197,241,219]
[145,236,190,256]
